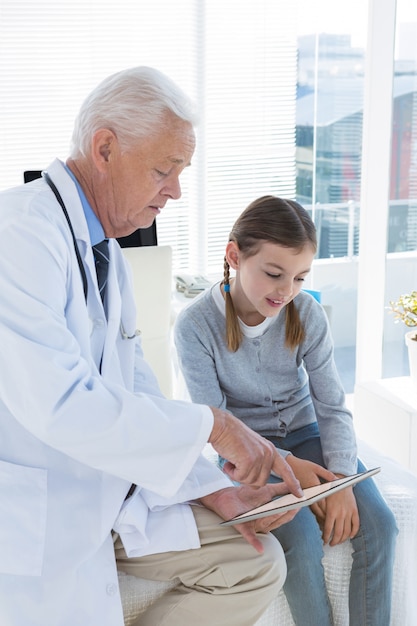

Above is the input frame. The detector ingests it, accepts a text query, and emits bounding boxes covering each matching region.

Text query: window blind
[0,0,297,275]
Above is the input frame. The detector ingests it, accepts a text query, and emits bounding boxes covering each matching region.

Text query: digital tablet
[221,467,381,525]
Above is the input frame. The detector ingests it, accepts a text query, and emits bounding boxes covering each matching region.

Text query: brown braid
[223,257,242,352]
[285,301,305,348]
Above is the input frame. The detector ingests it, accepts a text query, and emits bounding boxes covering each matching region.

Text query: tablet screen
[221,467,380,525]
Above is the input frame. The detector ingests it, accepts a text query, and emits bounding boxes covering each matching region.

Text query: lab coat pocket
[0,459,47,576]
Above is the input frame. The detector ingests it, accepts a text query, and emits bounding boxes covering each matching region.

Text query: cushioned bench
[119,440,417,625]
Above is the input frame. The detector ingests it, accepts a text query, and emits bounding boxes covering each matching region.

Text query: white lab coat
[0,159,231,626]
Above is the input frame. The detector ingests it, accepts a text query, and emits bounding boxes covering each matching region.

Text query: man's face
[95,114,195,238]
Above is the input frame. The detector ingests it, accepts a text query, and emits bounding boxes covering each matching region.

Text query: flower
[388,291,417,340]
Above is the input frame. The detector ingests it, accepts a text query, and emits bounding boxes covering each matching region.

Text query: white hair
[70,66,197,158]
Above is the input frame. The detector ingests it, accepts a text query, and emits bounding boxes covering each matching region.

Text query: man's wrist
[208,407,228,445]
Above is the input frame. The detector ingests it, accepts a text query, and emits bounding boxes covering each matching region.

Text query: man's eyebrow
[168,156,192,167]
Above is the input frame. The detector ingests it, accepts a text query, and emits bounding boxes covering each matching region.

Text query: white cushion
[122,246,173,398]
[119,440,417,625]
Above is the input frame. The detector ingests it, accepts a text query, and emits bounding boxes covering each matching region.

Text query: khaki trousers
[115,504,286,626]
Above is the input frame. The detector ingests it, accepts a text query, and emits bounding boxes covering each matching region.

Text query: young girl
[174,196,398,626]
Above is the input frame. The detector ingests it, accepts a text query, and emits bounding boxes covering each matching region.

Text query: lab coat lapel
[45,160,128,381]
[100,255,122,376]
[46,161,112,369]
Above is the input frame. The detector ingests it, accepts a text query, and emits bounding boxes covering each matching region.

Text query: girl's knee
[371,501,398,542]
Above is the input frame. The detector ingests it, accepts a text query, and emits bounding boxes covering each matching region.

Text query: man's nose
[163,176,181,200]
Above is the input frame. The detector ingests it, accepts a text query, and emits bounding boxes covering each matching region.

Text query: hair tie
[223,283,230,293]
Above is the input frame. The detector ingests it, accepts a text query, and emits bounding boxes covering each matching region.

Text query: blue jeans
[219,423,398,625]
[267,423,398,626]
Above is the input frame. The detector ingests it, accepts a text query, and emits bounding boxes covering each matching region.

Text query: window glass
[0,0,198,269]
[295,1,367,392]
[296,1,366,260]
[0,0,297,277]
[383,0,417,379]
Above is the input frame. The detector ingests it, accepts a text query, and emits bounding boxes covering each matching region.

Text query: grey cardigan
[174,284,357,476]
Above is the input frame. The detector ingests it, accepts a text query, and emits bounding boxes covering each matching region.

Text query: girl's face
[226,240,315,326]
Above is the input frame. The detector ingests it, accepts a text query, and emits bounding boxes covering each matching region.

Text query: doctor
[0,67,304,626]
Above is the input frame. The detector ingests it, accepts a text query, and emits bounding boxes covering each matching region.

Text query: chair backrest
[117,223,157,248]
[23,170,43,183]
[122,245,173,399]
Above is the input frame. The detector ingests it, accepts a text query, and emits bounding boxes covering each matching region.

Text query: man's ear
[91,129,117,172]
[225,241,240,270]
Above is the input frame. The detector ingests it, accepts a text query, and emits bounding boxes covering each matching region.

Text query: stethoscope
[42,171,140,341]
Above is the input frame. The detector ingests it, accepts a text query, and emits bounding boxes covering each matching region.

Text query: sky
[296,0,417,50]
[296,0,368,46]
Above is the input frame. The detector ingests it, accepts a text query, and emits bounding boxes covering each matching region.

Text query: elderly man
[0,67,303,626]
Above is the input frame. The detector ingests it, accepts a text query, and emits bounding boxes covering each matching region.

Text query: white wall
[306,253,417,349]
[306,258,359,348]
[385,254,417,343]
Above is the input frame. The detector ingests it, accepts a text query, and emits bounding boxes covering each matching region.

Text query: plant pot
[405,330,417,388]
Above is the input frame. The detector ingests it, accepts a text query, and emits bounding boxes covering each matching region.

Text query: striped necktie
[92,239,109,303]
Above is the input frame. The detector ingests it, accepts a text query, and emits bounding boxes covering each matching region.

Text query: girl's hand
[285,457,359,544]
[319,485,360,546]
[286,455,336,488]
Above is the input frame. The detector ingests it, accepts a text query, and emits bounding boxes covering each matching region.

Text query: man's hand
[209,407,302,496]
[200,483,299,553]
